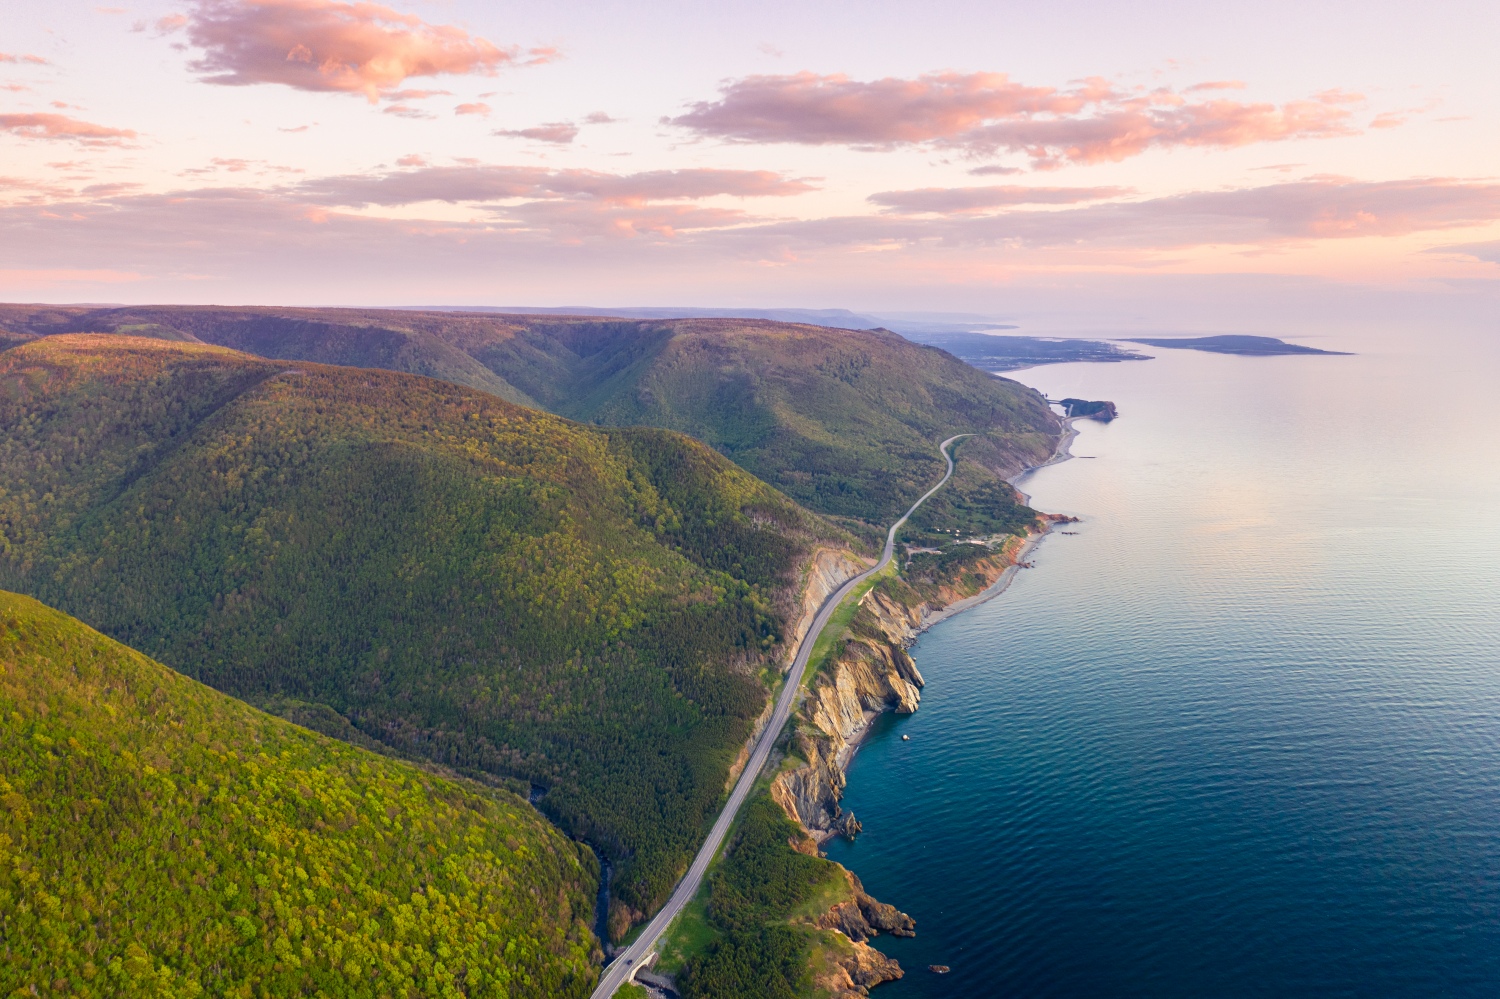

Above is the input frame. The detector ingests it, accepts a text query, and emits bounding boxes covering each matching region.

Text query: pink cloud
[1430,239,1500,264]
[296,164,817,206]
[395,153,426,167]
[80,182,144,197]
[670,71,1366,167]
[382,103,433,119]
[1184,80,1247,92]
[383,88,449,101]
[0,175,74,201]
[670,71,1079,147]
[969,164,1022,176]
[1369,98,1443,130]
[869,185,1132,214]
[454,102,491,116]
[960,94,1361,168]
[498,199,753,240]
[494,122,579,144]
[183,157,309,178]
[0,113,137,146]
[173,0,548,101]
[0,53,50,65]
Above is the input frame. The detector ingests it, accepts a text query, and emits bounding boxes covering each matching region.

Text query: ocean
[823,327,1500,997]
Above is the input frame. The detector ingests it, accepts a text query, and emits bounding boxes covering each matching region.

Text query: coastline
[776,417,1079,840]
[914,415,1079,633]
[833,417,1079,758]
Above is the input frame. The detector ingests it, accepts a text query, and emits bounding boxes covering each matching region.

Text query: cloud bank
[494,122,579,144]
[670,71,1363,167]
[296,164,818,207]
[756,177,1500,251]
[869,185,1131,214]
[2,171,1495,305]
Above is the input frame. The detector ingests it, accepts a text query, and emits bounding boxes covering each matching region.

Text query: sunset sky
[3,0,1498,332]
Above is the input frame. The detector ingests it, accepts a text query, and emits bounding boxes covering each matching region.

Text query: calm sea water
[824,328,1500,997]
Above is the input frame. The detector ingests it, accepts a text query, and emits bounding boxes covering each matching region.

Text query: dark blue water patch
[824,340,1500,998]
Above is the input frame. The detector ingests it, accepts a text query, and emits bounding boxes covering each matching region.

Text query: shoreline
[816,419,1079,800]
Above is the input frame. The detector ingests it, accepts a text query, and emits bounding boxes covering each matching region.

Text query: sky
[2,0,1498,333]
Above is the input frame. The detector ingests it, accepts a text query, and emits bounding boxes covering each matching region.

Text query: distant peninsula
[898,331,1151,371]
[1122,335,1350,356]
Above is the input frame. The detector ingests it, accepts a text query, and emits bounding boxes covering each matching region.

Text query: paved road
[590,435,971,998]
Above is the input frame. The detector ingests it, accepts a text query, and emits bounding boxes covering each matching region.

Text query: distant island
[1122,335,1350,356]
[897,331,1151,371]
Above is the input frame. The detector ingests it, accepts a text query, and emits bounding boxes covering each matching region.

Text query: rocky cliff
[773,536,1032,841]
[762,530,1046,996]
[815,886,913,998]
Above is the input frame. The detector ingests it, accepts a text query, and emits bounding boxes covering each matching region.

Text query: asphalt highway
[589,435,971,998]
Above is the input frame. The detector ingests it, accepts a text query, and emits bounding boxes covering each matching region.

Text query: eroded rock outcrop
[772,548,930,838]
[814,873,917,943]
[771,624,925,837]
[817,942,906,998]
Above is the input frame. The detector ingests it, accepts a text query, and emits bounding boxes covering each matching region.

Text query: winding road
[590,435,971,998]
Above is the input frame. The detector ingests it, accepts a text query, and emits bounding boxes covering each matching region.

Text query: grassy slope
[0,335,843,931]
[0,306,1061,530]
[0,590,597,998]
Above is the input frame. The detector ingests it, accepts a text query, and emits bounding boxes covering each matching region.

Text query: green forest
[0,305,1060,531]
[676,796,843,999]
[0,590,598,998]
[0,335,846,935]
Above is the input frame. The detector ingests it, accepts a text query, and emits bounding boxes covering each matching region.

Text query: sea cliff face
[764,531,1043,995]
[774,538,1031,842]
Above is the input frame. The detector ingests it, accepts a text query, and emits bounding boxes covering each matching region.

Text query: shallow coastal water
[824,328,1500,997]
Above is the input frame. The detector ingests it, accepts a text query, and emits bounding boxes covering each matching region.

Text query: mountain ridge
[0,304,1061,531]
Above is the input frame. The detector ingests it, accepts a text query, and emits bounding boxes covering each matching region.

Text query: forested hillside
[0,590,598,998]
[0,335,844,935]
[0,305,1060,531]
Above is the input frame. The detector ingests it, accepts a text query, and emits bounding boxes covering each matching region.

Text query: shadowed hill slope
[0,589,598,998]
[0,335,845,929]
[0,305,1061,531]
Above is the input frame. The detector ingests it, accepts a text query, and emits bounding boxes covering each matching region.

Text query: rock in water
[929,964,951,974]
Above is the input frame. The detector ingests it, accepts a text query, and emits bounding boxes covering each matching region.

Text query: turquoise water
[824,329,1500,997]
